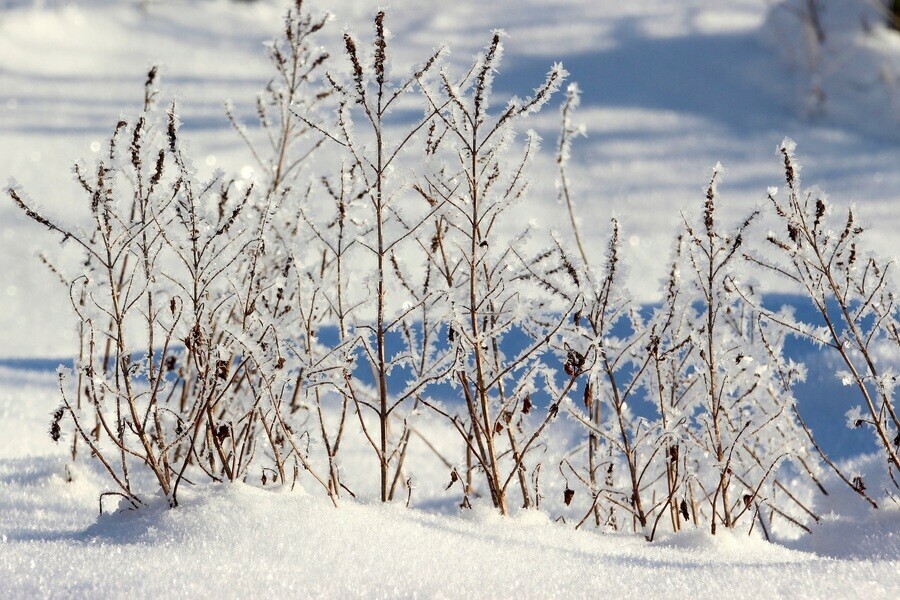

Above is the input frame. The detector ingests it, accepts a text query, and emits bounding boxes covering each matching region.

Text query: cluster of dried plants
[9,1,898,539]
[9,1,339,510]
[748,139,900,505]
[545,117,822,537]
[546,88,898,537]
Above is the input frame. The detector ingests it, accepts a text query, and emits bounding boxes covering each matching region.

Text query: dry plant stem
[682,170,758,533]
[817,272,900,471]
[304,12,444,502]
[742,437,820,522]
[38,139,171,503]
[551,86,706,534]
[793,405,879,508]
[389,292,442,500]
[58,374,140,510]
[15,65,308,507]
[787,0,826,45]
[564,220,663,534]
[651,317,688,534]
[13,11,338,509]
[486,316,531,508]
[39,254,88,464]
[271,394,336,505]
[587,410,601,527]
[702,186,729,533]
[557,84,589,267]
[228,0,329,198]
[18,5,879,528]
[387,278,450,500]
[419,32,568,514]
[16,131,179,507]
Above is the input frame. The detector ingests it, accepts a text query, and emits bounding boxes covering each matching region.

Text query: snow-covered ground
[1,365,898,598]
[1,0,899,597]
[2,473,898,598]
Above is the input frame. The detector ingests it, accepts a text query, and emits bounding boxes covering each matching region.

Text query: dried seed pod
[216,360,229,380]
[373,11,387,87]
[49,406,64,443]
[563,487,575,506]
[668,445,679,464]
[788,223,800,244]
[564,349,584,377]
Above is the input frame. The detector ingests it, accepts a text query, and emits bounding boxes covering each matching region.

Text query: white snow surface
[1,1,900,597]
[1,367,899,598]
[3,479,898,599]
[2,458,899,598]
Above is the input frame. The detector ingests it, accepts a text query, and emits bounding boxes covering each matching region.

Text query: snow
[1,469,898,598]
[2,365,899,598]
[0,0,899,597]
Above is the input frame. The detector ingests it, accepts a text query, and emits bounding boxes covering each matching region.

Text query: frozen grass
[1,1,899,597]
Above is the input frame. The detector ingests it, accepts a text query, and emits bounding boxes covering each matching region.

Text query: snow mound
[793,507,900,560]
[786,453,900,561]
[657,527,796,561]
[2,481,899,598]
